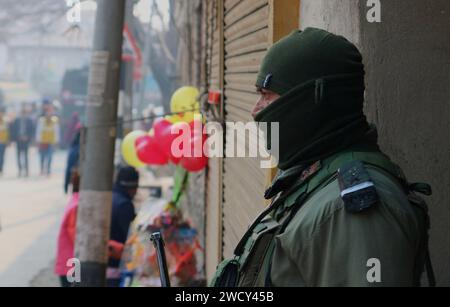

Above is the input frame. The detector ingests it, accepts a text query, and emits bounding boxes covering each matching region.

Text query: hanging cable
[83,108,202,129]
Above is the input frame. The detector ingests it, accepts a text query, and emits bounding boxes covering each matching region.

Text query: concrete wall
[300,0,361,44]
[300,0,450,286]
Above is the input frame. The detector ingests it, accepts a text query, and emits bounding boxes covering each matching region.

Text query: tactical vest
[0,119,9,144]
[211,150,435,287]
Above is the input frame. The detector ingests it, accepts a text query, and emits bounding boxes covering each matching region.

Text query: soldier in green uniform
[212,28,434,287]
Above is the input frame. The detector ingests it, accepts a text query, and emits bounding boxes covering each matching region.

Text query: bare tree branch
[144,0,180,112]
[0,0,73,41]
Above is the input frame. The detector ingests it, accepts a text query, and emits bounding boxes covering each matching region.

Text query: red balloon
[151,119,209,168]
[169,154,182,165]
[180,135,209,172]
[153,118,172,138]
[163,122,191,165]
[189,119,207,138]
[181,155,208,172]
[152,119,185,165]
[180,157,208,173]
[135,135,169,166]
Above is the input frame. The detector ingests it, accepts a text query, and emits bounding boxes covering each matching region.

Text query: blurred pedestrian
[10,105,34,177]
[64,127,80,194]
[55,168,80,287]
[107,166,140,287]
[64,112,80,149]
[29,102,40,134]
[41,99,51,116]
[36,105,60,176]
[0,107,10,176]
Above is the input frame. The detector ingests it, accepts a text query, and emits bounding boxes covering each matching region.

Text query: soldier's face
[252,88,280,119]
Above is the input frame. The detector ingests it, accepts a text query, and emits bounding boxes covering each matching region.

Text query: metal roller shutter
[204,0,223,281]
[222,0,269,258]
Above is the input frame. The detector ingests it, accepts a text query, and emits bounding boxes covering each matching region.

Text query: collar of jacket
[264,163,319,200]
[264,128,380,200]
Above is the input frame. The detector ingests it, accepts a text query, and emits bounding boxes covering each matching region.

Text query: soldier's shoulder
[281,176,342,240]
[283,162,413,241]
[366,166,416,216]
[278,178,342,254]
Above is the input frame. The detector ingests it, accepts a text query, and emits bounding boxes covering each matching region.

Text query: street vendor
[107,166,140,287]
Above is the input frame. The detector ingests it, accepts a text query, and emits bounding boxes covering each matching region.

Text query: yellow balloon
[166,112,197,124]
[166,114,182,124]
[122,131,146,168]
[170,86,200,115]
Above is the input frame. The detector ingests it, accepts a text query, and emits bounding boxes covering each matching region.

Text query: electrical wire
[84,108,202,129]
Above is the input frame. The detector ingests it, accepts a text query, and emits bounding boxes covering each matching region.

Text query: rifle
[150,232,171,287]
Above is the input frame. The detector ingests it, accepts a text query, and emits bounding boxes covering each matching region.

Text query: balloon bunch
[121,87,209,173]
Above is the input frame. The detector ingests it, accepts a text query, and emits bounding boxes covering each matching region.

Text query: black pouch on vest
[212,259,240,287]
[338,160,379,213]
[238,216,281,287]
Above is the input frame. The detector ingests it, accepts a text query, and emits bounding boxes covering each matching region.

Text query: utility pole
[121,62,134,133]
[121,0,135,134]
[75,0,126,287]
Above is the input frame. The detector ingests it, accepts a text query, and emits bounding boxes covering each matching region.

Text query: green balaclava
[254,28,375,171]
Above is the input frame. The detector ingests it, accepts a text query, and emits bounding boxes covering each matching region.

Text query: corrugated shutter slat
[222,0,269,259]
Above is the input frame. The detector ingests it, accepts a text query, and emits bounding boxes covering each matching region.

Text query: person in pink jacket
[55,169,79,287]
[54,168,127,287]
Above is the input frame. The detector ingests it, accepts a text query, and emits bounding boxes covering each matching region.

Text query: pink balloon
[135,135,169,166]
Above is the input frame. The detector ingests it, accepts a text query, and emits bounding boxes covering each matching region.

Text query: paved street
[0,146,66,287]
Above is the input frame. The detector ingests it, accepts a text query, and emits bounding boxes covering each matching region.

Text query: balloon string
[172,167,190,208]
[83,108,202,129]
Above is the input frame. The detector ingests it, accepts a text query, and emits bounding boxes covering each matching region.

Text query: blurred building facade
[0,4,96,101]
